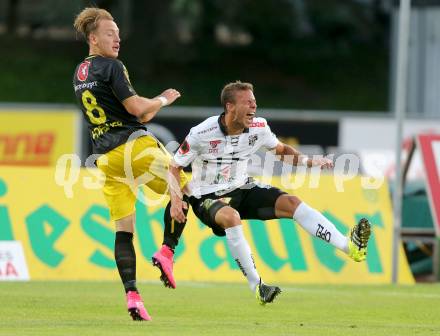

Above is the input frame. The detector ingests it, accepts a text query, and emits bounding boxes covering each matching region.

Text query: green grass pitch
[0,281,439,336]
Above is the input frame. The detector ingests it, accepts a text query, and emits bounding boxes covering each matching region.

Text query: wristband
[157,96,168,107]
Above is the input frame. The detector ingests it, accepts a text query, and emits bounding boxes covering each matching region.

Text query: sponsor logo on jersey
[178,139,190,154]
[209,140,222,154]
[248,134,258,146]
[250,121,265,128]
[91,121,123,140]
[77,61,90,82]
[209,140,221,148]
[74,81,98,92]
[197,126,218,135]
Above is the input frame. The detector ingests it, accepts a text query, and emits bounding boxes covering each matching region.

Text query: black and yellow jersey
[73,55,147,154]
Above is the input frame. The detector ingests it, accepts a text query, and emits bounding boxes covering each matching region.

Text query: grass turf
[0,281,439,336]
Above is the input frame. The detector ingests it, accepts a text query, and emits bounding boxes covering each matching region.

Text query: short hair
[73,7,114,42]
[220,81,254,110]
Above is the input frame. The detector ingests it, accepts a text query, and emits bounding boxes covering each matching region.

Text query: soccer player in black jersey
[73,7,188,321]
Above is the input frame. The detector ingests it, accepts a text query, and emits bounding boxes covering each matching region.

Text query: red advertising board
[417,134,440,236]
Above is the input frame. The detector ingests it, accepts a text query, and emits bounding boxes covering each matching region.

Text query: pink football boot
[126,291,151,321]
[152,245,176,289]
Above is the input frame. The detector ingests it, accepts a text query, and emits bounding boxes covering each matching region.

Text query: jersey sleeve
[173,131,201,167]
[109,60,137,102]
[262,122,279,149]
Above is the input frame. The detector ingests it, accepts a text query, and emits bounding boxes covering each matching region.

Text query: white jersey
[174,114,279,196]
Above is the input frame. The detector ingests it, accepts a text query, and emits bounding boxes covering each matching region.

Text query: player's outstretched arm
[274,142,302,165]
[123,88,181,123]
[274,142,334,169]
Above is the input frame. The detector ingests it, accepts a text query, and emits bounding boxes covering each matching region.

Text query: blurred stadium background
[1,0,440,334]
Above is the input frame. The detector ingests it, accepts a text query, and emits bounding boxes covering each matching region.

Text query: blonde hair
[73,7,114,42]
[220,81,254,110]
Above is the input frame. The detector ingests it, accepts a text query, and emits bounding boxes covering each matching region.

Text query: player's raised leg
[275,195,371,261]
[347,218,371,262]
[146,152,190,289]
[152,196,189,288]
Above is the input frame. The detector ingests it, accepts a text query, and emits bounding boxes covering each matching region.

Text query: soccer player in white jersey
[163,81,371,304]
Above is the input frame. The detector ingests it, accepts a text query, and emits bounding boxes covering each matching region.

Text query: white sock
[293,202,349,253]
[225,225,260,291]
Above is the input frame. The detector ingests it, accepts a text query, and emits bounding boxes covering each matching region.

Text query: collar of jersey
[218,112,249,136]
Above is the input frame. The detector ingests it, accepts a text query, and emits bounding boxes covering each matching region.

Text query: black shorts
[189,184,287,237]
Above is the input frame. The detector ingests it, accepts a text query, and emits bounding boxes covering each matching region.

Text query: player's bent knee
[287,195,301,207]
[276,194,302,217]
[228,209,241,226]
[216,207,241,228]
